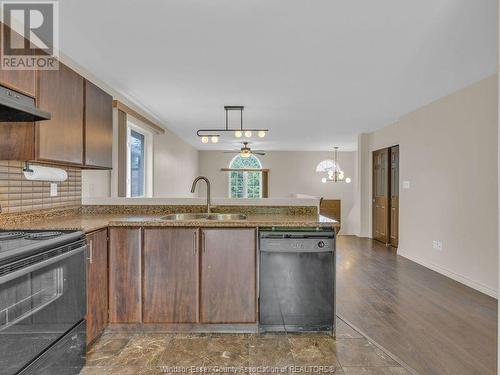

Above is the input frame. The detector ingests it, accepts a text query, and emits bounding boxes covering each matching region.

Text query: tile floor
[80,319,412,375]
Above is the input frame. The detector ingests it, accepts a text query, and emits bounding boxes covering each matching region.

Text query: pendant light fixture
[319,147,351,184]
[196,106,268,143]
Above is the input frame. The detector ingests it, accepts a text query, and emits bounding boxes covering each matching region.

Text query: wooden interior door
[389,146,399,248]
[372,148,389,244]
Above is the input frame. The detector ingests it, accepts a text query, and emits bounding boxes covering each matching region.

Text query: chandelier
[196,106,268,144]
[318,147,351,184]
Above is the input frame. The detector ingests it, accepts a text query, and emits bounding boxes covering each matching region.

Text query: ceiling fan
[224,142,266,158]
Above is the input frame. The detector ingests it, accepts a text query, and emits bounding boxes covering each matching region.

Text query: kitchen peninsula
[0,197,338,344]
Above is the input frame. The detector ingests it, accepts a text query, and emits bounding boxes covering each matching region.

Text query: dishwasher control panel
[259,229,335,253]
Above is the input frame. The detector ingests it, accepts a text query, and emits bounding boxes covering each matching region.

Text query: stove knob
[318,241,325,248]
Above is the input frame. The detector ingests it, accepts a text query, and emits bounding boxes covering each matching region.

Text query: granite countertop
[0,213,338,233]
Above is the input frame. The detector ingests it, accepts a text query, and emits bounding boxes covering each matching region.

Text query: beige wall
[153,130,199,197]
[359,75,498,297]
[198,150,358,234]
[82,126,199,198]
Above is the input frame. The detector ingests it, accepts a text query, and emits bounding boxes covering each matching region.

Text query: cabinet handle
[88,239,93,264]
[193,231,197,254]
[202,232,206,253]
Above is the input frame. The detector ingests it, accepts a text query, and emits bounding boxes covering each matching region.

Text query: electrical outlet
[50,183,58,197]
[402,181,411,189]
[432,240,443,251]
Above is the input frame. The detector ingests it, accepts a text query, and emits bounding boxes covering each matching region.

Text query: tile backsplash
[0,161,81,214]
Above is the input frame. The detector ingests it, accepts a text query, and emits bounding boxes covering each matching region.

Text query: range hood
[0,85,51,122]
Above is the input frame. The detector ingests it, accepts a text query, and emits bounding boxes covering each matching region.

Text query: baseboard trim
[398,249,498,299]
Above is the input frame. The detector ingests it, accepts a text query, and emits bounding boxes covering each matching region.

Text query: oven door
[0,242,86,375]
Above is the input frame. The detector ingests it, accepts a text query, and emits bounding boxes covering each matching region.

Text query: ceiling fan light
[244,130,252,138]
[201,136,209,144]
[241,151,251,158]
[235,130,242,138]
[258,130,266,138]
[211,136,219,143]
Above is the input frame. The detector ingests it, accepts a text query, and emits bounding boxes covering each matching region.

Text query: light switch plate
[50,183,58,197]
[402,181,411,189]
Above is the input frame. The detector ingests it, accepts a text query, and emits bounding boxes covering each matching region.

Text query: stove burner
[24,231,63,240]
[0,231,26,241]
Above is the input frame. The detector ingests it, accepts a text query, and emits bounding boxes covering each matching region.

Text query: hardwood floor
[336,235,497,375]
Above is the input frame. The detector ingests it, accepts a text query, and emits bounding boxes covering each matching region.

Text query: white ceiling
[60,0,496,151]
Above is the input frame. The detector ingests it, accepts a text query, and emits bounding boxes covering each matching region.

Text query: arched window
[229,154,262,198]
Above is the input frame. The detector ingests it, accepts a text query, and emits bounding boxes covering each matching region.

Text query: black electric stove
[0,229,85,266]
[0,229,87,375]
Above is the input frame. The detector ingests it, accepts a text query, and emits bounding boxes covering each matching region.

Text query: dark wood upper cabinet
[0,68,36,98]
[0,123,34,160]
[109,228,142,323]
[0,24,36,97]
[84,80,113,168]
[86,228,108,345]
[200,228,256,324]
[36,62,84,165]
[143,228,199,323]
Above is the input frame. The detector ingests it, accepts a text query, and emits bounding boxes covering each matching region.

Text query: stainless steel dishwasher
[259,228,335,334]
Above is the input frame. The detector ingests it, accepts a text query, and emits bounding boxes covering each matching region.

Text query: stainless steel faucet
[191,176,211,213]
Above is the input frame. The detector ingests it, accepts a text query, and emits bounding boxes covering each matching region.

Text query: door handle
[88,239,93,264]
[193,231,197,254]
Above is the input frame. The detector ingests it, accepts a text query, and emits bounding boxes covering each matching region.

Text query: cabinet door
[200,228,256,323]
[109,228,142,323]
[143,228,199,323]
[84,80,113,168]
[36,62,84,164]
[0,24,36,97]
[0,123,34,160]
[86,229,108,344]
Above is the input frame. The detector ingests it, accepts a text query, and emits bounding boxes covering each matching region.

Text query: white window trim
[227,155,263,199]
[126,118,153,198]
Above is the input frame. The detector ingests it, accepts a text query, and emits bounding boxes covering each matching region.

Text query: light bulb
[321,177,327,183]
[241,151,251,158]
[211,136,219,143]
[327,170,334,178]
[345,177,351,184]
[235,130,242,138]
[201,136,209,144]
[339,171,345,180]
[258,130,266,138]
[244,130,252,138]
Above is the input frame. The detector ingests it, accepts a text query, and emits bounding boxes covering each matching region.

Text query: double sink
[161,177,247,221]
[161,213,247,221]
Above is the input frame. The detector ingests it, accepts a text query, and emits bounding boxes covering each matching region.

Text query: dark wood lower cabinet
[86,228,108,344]
[108,228,142,323]
[143,228,199,323]
[200,228,256,323]
[106,226,257,326]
